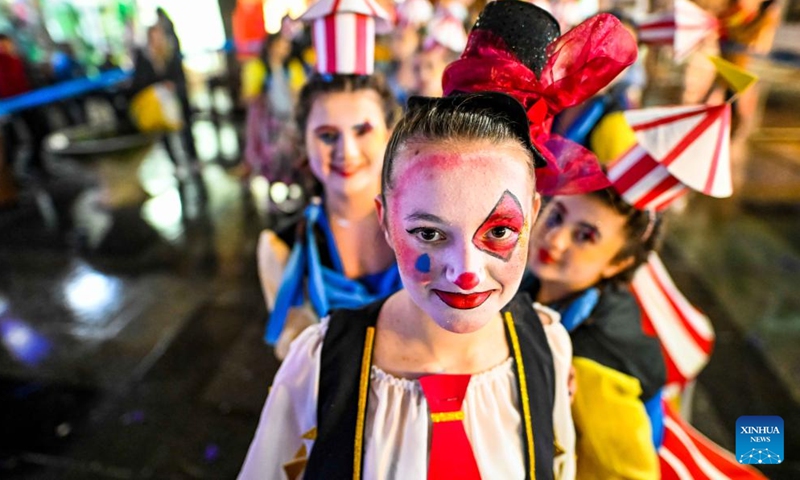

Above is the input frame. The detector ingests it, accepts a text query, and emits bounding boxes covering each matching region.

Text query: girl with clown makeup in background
[525,186,667,479]
[525,148,767,479]
[241,91,566,480]
[257,0,403,359]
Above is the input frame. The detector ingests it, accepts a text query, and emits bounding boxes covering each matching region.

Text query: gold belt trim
[431,411,465,423]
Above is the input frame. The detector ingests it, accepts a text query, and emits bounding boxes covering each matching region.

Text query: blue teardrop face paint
[415,253,431,273]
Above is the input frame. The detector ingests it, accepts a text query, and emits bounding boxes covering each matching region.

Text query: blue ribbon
[0,69,131,117]
[559,288,601,333]
[265,203,402,344]
[644,390,665,448]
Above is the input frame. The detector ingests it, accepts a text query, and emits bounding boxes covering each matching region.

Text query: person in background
[385,0,430,105]
[257,1,403,360]
[524,187,667,479]
[128,24,199,172]
[413,9,467,97]
[155,7,199,163]
[242,33,306,194]
[0,33,49,179]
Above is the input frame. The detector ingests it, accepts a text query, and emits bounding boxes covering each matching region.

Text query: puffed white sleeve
[534,302,577,480]
[237,322,326,480]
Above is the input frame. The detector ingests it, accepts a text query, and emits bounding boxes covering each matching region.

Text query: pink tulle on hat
[443,1,638,195]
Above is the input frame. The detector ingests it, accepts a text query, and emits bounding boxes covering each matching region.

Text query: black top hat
[407,92,548,168]
[468,0,560,78]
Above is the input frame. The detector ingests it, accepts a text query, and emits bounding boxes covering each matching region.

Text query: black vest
[305,292,555,480]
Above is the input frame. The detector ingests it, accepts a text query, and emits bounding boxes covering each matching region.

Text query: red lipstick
[433,290,492,310]
[330,164,362,178]
[538,248,556,265]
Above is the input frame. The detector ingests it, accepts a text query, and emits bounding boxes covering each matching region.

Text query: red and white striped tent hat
[637,0,719,62]
[300,0,392,75]
[606,102,732,211]
[605,102,732,392]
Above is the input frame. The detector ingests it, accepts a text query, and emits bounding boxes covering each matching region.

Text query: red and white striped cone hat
[606,144,691,212]
[300,0,392,75]
[604,101,732,393]
[637,0,719,62]
[606,102,732,211]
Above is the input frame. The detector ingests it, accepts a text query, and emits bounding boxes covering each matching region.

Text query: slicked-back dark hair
[381,93,537,202]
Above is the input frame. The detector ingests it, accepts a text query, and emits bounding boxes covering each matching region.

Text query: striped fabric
[660,401,768,479]
[624,103,732,198]
[632,253,715,390]
[312,13,376,75]
[638,12,676,45]
[638,0,719,62]
[607,144,689,211]
[300,0,391,75]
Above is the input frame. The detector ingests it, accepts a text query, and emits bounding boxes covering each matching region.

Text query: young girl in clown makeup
[240,92,570,480]
[523,189,667,479]
[257,72,404,359]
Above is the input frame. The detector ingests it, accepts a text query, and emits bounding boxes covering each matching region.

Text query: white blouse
[239,304,576,480]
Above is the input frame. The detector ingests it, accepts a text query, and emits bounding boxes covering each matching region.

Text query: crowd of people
[235,0,781,479]
[0,5,197,208]
[1,0,785,477]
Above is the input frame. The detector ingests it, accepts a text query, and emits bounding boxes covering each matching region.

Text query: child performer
[526,102,766,478]
[413,7,467,97]
[258,0,403,359]
[241,91,566,479]
[525,184,668,479]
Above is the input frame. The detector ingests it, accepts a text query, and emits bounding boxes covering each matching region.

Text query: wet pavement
[2,62,800,480]
[1,111,281,478]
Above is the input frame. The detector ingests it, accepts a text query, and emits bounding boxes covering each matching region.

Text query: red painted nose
[454,272,479,291]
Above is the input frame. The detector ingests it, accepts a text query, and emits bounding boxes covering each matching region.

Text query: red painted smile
[538,248,556,265]
[433,290,493,310]
[330,163,364,178]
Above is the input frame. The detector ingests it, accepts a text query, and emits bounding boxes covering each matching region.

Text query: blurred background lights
[64,266,122,323]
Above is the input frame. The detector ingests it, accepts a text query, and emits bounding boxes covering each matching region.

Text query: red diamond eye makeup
[472,190,524,262]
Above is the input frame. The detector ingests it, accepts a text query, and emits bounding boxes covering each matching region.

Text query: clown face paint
[305,90,390,200]
[415,253,431,273]
[528,195,631,301]
[382,139,537,334]
[473,190,525,261]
